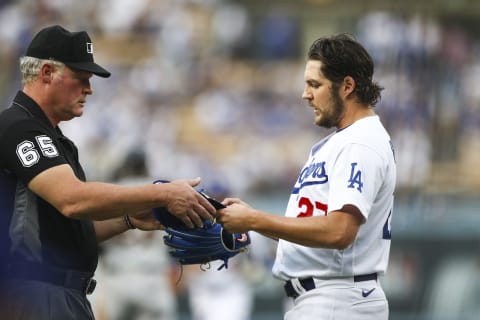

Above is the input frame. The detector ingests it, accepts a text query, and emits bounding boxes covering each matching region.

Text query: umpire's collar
[13,90,56,128]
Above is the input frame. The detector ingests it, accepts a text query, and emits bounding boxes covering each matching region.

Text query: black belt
[6,261,97,295]
[284,273,377,299]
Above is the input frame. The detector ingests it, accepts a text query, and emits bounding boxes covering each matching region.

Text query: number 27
[297,197,328,217]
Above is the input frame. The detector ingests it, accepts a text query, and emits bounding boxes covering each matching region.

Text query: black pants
[1,278,95,320]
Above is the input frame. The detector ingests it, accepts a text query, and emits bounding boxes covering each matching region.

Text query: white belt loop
[290,278,307,296]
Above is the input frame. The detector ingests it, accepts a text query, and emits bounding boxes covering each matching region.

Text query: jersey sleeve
[327,143,385,220]
[0,118,67,185]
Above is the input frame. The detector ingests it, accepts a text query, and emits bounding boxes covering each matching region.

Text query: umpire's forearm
[93,217,130,243]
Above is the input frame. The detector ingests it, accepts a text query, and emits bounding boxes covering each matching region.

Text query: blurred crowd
[1,0,479,319]
[1,0,480,198]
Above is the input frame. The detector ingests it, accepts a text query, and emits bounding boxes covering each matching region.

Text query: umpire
[0,25,216,320]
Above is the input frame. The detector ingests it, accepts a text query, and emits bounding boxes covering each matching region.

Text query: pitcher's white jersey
[272,115,396,280]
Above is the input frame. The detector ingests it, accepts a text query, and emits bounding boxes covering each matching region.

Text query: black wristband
[124,214,136,229]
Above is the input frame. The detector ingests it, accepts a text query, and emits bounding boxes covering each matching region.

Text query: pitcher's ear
[342,76,356,96]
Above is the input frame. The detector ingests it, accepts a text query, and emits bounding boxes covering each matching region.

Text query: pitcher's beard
[315,87,345,129]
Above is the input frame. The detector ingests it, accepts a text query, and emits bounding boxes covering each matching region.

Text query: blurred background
[1,0,479,319]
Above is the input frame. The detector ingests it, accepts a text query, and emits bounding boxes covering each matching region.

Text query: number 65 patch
[16,135,59,167]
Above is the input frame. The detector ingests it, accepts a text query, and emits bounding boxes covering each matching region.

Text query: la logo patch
[347,162,364,192]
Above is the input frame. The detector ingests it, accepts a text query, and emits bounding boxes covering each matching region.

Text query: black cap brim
[65,61,111,78]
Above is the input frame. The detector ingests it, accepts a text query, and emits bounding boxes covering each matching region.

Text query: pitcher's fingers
[221,197,240,206]
[222,197,250,207]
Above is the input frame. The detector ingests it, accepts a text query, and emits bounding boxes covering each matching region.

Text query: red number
[297,197,328,217]
[297,197,313,217]
[315,201,328,215]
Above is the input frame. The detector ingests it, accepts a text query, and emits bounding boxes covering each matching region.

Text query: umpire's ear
[40,62,56,83]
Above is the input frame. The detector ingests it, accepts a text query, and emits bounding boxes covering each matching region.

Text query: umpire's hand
[128,209,164,231]
[164,178,216,228]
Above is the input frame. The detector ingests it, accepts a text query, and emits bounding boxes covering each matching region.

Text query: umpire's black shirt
[0,91,98,278]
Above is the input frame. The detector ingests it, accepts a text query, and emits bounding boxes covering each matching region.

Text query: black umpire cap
[25,25,111,78]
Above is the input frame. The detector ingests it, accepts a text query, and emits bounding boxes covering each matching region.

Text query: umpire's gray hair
[19,56,65,85]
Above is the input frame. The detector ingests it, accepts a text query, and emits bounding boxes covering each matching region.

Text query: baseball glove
[151,180,251,270]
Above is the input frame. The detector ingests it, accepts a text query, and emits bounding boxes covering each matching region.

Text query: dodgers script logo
[292,160,328,194]
[299,161,328,184]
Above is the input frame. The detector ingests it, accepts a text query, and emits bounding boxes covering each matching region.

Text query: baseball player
[0,25,215,320]
[217,34,396,320]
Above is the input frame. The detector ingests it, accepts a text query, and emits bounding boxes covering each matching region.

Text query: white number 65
[16,135,58,167]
